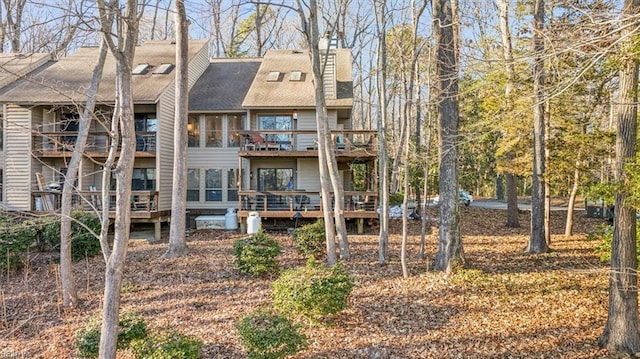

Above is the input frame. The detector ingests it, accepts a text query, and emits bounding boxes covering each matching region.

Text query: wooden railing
[238,190,378,213]
[32,131,157,155]
[239,130,377,154]
[32,190,158,213]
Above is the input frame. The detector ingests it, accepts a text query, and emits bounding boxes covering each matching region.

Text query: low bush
[389,192,404,206]
[237,308,307,359]
[75,311,147,358]
[293,219,325,259]
[586,223,640,266]
[43,211,102,262]
[0,219,38,270]
[272,259,355,321]
[130,329,202,359]
[233,231,281,277]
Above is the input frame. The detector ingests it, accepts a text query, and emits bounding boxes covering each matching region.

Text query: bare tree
[165,0,189,258]
[96,0,142,357]
[374,0,389,265]
[433,0,463,272]
[598,0,640,353]
[496,0,519,228]
[527,0,549,254]
[295,0,349,263]
[59,40,108,308]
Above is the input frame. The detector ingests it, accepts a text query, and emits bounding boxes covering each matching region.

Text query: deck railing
[239,130,377,154]
[32,131,157,155]
[32,190,159,213]
[238,190,378,213]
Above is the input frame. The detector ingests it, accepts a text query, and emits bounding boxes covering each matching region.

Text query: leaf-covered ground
[0,205,623,358]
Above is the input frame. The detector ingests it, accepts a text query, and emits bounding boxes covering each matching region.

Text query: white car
[431,190,473,206]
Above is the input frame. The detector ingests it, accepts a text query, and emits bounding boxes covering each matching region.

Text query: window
[257,168,293,191]
[258,115,292,144]
[187,115,200,147]
[205,115,223,147]
[111,168,155,190]
[227,169,238,201]
[153,63,174,74]
[227,115,244,147]
[132,168,156,190]
[187,169,200,201]
[135,113,157,132]
[205,169,222,201]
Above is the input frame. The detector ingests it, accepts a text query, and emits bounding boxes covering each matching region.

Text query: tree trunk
[165,0,190,258]
[374,0,389,265]
[295,0,348,263]
[599,1,640,352]
[527,0,549,254]
[59,41,107,308]
[433,0,463,273]
[97,1,139,357]
[564,167,579,237]
[498,0,519,228]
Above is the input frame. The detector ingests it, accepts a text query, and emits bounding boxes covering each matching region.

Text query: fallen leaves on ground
[0,208,620,358]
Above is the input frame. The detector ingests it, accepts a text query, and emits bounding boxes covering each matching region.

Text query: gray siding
[158,88,174,211]
[186,148,241,210]
[4,105,32,210]
[296,159,320,208]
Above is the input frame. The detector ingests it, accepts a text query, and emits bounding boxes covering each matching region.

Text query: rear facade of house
[0,39,378,238]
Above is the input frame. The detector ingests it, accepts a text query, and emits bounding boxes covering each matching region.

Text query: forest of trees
[2,0,640,356]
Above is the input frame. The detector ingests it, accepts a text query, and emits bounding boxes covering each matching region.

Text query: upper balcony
[32,131,157,158]
[238,130,377,161]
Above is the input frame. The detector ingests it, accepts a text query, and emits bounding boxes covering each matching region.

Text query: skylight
[267,71,281,82]
[153,63,175,74]
[132,63,151,75]
[290,71,304,81]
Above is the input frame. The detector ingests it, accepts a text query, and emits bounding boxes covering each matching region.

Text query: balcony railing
[239,130,377,155]
[238,190,378,214]
[32,190,158,214]
[32,132,157,155]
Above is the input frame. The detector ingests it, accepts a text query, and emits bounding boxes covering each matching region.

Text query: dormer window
[132,63,151,75]
[290,71,304,81]
[267,71,281,82]
[153,63,174,74]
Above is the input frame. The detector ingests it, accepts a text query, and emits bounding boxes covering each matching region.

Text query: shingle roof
[0,53,50,89]
[242,48,353,109]
[0,40,208,104]
[189,58,261,111]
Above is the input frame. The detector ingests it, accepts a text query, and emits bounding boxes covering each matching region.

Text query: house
[0,39,378,237]
[0,40,210,240]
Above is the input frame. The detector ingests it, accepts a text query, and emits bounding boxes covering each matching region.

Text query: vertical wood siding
[4,105,32,210]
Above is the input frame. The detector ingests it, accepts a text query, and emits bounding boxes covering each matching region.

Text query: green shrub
[233,231,281,277]
[75,311,147,358]
[586,223,640,266]
[272,259,355,321]
[43,211,102,262]
[0,219,38,270]
[293,220,325,259]
[389,192,404,206]
[237,308,307,359]
[130,330,202,359]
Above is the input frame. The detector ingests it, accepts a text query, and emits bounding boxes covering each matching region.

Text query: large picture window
[228,115,244,147]
[187,115,200,147]
[111,168,155,191]
[257,168,293,191]
[205,115,223,147]
[187,169,200,201]
[227,169,239,201]
[134,113,157,132]
[205,169,222,201]
[258,115,292,144]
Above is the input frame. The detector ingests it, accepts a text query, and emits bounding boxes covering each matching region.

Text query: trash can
[225,208,238,231]
[247,211,261,234]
